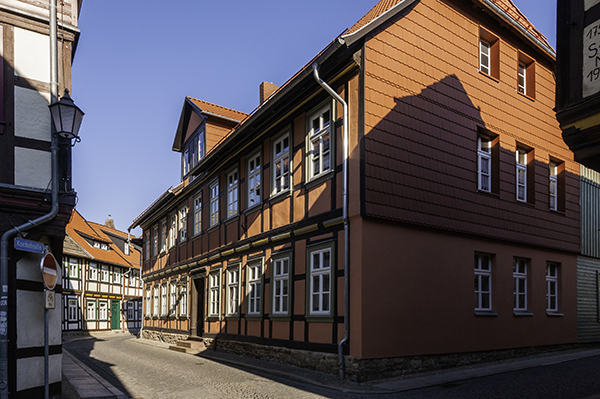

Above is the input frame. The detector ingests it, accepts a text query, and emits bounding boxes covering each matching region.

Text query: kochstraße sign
[14,238,45,254]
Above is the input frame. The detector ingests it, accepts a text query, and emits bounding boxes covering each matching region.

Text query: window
[170,281,177,316]
[479,28,499,79]
[179,283,188,316]
[160,219,167,253]
[113,268,121,284]
[547,263,559,312]
[309,246,332,316]
[152,225,159,257]
[183,149,190,175]
[517,62,526,94]
[210,180,219,227]
[227,266,239,316]
[100,265,109,282]
[146,288,151,316]
[182,126,205,176]
[100,243,108,251]
[89,263,98,281]
[513,258,528,311]
[124,242,130,256]
[198,130,205,161]
[209,272,220,317]
[86,301,96,320]
[68,298,78,321]
[93,241,100,249]
[272,255,290,315]
[98,301,108,320]
[516,148,527,202]
[474,253,492,311]
[127,301,134,320]
[549,162,558,211]
[193,194,202,235]
[308,105,332,180]
[247,262,262,315]
[161,284,168,316]
[153,285,159,316]
[169,213,177,248]
[227,170,239,218]
[272,134,290,196]
[478,136,492,192]
[145,230,150,260]
[68,258,78,279]
[480,39,491,75]
[179,205,188,242]
[247,153,261,208]
[517,51,536,98]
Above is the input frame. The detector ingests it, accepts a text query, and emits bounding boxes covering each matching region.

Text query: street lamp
[48,88,84,143]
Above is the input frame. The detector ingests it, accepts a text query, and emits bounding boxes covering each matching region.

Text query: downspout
[0,0,60,397]
[312,61,349,380]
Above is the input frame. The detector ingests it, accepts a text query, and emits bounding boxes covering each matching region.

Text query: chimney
[105,215,115,229]
[260,81,278,105]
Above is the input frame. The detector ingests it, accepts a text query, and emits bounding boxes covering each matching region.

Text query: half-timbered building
[132,0,581,380]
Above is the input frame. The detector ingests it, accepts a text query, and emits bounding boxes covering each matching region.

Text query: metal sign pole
[44,297,49,399]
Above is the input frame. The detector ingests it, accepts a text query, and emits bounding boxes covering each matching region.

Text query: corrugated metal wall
[581,166,600,257]
[578,166,600,342]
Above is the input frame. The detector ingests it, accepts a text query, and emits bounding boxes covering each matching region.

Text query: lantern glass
[49,89,84,140]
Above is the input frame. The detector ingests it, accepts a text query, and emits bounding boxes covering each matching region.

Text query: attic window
[479,27,500,80]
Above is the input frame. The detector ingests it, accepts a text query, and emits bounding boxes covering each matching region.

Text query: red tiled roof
[346,0,550,49]
[187,97,248,122]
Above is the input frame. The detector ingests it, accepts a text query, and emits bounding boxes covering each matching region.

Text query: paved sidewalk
[62,334,600,397]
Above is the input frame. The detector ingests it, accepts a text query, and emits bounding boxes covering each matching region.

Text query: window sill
[178,315,189,319]
[246,315,262,321]
[305,316,334,323]
[477,189,500,198]
[225,215,240,225]
[206,316,220,322]
[475,311,498,317]
[516,199,535,207]
[245,203,262,215]
[478,69,499,83]
[514,311,533,316]
[305,170,334,191]
[517,90,535,102]
[547,311,563,317]
[207,225,220,234]
[225,315,240,321]
[269,315,291,322]
[550,209,566,216]
[270,190,292,205]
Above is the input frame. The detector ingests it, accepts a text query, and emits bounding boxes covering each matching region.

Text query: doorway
[192,278,204,337]
[110,300,120,330]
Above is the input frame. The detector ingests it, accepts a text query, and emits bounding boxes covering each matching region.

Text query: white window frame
[68,258,78,279]
[209,271,220,317]
[127,301,134,320]
[198,130,205,161]
[480,39,490,75]
[100,265,109,283]
[160,219,167,253]
[98,301,108,321]
[124,242,130,256]
[547,263,559,312]
[183,149,190,175]
[193,194,202,235]
[179,205,188,242]
[169,213,177,248]
[145,230,150,260]
[161,284,168,316]
[475,253,492,311]
[89,263,98,281]
[272,255,290,316]
[478,136,492,192]
[146,288,152,316]
[153,286,159,316]
[518,61,526,94]
[227,266,240,316]
[549,163,558,211]
[513,258,528,311]
[68,298,78,321]
[272,133,291,196]
[516,148,527,202]
[169,281,177,316]
[86,300,96,320]
[227,169,239,218]
[309,246,332,316]
[247,262,262,316]
[113,267,122,284]
[247,152,261,209]
[152,225,159,257]
[308,104,332,181]
[179,282,188,316]
[209,180,219,228]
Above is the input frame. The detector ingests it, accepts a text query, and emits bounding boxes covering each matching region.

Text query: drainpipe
[312,62,349,380]
[0,1,60,397]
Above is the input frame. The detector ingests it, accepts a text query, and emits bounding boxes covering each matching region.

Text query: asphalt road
[64,335,600,399]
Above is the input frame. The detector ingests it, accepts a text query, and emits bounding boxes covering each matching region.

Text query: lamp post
[48,88,85,143]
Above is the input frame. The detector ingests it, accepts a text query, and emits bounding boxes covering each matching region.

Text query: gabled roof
[187,97,248,123]
[66,209,140,269]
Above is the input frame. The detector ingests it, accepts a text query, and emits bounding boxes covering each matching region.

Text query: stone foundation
[141,329,189,344]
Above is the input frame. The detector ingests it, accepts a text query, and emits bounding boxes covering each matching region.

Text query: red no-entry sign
[40,253,58,290]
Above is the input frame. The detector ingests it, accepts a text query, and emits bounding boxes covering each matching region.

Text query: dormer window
[182,125,206,177]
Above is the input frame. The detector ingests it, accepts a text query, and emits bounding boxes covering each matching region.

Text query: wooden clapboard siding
[577,256,600,343]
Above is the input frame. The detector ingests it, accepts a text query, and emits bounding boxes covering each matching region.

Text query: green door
[110,300,120,330]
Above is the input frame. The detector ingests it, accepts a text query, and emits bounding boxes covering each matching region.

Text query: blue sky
[71,0,556,235]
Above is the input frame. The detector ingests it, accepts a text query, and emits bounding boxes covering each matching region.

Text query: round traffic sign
[40,252,58,290]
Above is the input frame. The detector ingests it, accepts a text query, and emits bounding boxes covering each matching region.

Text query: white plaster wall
[16,354,61,391]
[14,147,51,189]
[13,27,50,83]
[16,252,43,282]
[14,86,51,140]
[16,290,62,347]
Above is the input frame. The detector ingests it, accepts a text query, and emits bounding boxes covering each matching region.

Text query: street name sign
[14,238,45,254]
